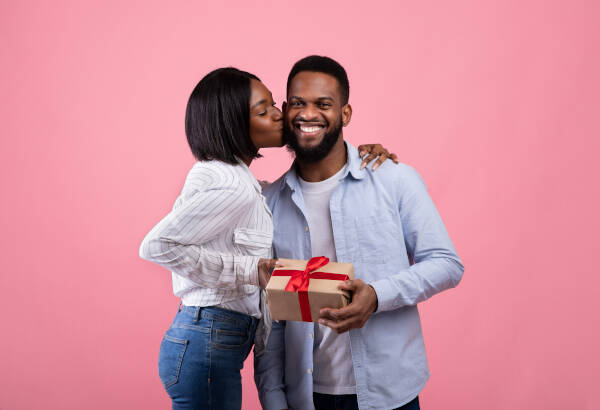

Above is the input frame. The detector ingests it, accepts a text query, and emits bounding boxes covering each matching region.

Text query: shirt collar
[282,141,365,192]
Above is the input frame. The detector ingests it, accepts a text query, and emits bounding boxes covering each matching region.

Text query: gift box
[266,256,354,322]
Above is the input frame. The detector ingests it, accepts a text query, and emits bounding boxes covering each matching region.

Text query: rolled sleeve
[139,183,259,288]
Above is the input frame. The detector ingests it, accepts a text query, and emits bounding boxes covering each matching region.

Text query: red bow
[272,256,349,322]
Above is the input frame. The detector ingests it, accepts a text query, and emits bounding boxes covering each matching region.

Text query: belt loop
[177,301,182,312]
[193,306,202,322]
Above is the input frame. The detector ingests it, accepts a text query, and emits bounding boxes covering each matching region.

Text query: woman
[139,67,396,410]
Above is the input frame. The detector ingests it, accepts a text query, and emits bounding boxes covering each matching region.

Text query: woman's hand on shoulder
[357,143,399,171]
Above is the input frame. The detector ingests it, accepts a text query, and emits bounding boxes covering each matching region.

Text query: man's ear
[342,104,352,127]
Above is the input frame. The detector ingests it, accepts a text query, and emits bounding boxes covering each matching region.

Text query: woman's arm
[258,144,399,187]
[139,187,266,289]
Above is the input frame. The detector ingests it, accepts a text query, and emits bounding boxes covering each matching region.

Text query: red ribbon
[271,256,349,322]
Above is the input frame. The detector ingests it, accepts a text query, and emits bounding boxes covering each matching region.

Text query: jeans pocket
[213,328,249,350]
[158,334,189,389]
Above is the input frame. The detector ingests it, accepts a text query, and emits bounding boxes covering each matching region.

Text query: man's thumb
[338,280,356,291]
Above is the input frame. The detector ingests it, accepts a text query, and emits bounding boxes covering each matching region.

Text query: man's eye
[291,101,303,107]
[318,103,331,108]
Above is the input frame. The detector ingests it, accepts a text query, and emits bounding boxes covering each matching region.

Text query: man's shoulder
[263,173,287,202]
[361,161,425,190]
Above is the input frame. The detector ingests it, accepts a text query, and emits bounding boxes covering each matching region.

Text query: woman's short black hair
[286,55,350,105]
[185,67,261,164]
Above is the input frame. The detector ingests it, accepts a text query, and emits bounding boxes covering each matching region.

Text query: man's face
[283,71,349,163]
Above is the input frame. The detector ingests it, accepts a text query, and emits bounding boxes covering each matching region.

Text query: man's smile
[294,121,326,139]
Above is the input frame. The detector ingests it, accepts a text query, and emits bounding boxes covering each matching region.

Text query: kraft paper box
[266,257,354,322]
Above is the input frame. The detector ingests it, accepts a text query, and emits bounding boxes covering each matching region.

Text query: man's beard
[284,117,343,163]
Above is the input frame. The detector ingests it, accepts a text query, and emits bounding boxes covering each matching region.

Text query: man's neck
[296,137,347,182]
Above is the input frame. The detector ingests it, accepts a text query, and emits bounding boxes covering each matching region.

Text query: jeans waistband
[178,305,258,328]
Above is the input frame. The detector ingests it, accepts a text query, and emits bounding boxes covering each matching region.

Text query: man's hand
[258,258,280,289]
[357,143,399,171]
[318,279,378,333]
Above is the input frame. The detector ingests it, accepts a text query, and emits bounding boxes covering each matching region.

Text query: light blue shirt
[254,142,464,410]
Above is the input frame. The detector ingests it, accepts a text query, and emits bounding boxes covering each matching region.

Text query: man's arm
[320,166,464,331]
[254,320,288,410]
[370,166,464,311]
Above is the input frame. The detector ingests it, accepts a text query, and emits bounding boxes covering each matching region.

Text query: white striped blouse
[139,158,273,317]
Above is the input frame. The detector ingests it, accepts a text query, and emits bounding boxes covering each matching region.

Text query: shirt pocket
[233,227,273,257]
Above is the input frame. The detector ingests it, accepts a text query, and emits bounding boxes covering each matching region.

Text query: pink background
[1,1,599,409]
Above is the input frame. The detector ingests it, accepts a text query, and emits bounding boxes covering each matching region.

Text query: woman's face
[249,79,283,149]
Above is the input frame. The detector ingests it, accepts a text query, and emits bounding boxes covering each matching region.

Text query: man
[255,55,464,410]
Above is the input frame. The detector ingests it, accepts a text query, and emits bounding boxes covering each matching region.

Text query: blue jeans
[313,393,420,410]
[158,305,258,410]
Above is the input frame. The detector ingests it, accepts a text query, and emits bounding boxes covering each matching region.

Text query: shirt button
[309,333,313,339]
[305,226,309,232]
[307,368,312,374]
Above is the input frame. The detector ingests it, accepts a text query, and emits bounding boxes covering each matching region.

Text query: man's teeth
[299,125,323,133]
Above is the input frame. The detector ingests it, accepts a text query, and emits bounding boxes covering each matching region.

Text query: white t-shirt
[299,165,356,395]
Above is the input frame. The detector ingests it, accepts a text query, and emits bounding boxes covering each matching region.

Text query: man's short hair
[286,55,350,105]
[185,67,261,164]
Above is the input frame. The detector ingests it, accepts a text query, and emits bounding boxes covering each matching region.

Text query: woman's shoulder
[184,160,249,193]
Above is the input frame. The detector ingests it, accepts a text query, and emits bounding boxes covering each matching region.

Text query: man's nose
[298,104,319,122]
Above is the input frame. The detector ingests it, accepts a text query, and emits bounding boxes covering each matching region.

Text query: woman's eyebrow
[251,99,267,110]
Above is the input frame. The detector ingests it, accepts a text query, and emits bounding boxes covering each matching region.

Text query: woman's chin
[262,137,285,149]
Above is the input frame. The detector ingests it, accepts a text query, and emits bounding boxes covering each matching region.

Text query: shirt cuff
[369,278,403,312]
[236,255,260,286]
[367,284,378,312]
[261,390,288,410]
